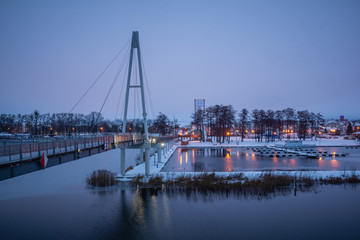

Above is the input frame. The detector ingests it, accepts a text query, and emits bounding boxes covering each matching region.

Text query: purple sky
[1,0,359,124]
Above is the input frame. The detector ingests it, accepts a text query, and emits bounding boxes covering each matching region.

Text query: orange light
[72,127,75,131]
[245,130,248,133]
[273,132,277,135]
[319,132,322,135]
[291,130,294,133]
[50,127,53,131]
[179,132,183,136]
[100,127,104,131]
[251,130,255,133]
[227,132,230,136]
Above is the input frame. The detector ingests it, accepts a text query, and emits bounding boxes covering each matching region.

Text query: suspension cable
[117,59,129,122]
[90,44,131,132]
[140,53,156,119]
[69,39,130,113]
[114,52,129,120]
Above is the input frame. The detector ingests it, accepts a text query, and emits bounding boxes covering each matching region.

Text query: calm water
[161,147,360,172]
[0,185,359,240]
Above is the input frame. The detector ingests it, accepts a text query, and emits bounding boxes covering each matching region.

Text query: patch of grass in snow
[125,166,134,172]
[130,171,360,196]
[86,169,118,187]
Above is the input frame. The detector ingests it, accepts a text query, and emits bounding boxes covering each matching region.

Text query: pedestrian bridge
[0,134,175,166]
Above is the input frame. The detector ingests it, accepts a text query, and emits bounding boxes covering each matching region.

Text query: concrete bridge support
[157,148,162,163]
[121,148,126,175]
[144,144,150,175]
[139,148,144,162]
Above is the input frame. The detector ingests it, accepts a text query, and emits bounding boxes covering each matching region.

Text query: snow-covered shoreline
[0,138,359,201]
[138,170,360,181]
[183,138,359,148]
[120,138,360,180]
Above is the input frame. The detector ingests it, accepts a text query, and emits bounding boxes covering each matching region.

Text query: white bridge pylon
[120,31,152,176]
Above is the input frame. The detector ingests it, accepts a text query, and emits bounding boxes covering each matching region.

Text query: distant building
[354,122,360,132]
[340,115,345,121]
[194,99,205,115]
[324,120,347,135]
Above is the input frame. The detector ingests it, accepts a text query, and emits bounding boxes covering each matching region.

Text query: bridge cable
[90,43,131,132]
[69,39,130,113]
[117,58,129,122]
[134,51,142,122]
[133,52,138,121]
[140,54,156,120]
[114,50,130,120]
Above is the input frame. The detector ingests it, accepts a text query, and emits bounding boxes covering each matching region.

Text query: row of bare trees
[0,111,107,135]
[192,105,236,143]
[0,111,177,136]
[192,106,324,143]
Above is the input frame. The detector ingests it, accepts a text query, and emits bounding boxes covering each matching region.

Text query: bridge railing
[0,134,176,165]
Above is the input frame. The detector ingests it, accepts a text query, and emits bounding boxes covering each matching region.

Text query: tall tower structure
[122,31,149,141]
[120,31,151,176]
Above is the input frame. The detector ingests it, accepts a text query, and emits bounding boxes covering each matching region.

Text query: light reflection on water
[162,147,360,172]
[1,184,359,240]
[330,159,340,168]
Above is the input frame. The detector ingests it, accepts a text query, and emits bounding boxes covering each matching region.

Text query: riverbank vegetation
[86,169,118,187]
[130,172,360,195]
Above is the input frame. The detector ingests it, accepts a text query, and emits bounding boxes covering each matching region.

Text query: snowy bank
[0,148,138,201]
[184,138,359,148]
[145,170,360,181]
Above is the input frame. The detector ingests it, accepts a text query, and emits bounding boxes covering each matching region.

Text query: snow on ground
[150,170,360,181]
[119,145,178,179]
[120,139,360,180]
[0,148,138,201]
[186,138,359,147]
[0,138,358,201]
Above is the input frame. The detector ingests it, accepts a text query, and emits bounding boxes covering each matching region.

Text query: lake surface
[161,147,360,172]
[0,184,359,240]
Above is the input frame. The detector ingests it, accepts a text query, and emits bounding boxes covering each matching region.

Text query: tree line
[0,111,177,136]
[192,106,325,143]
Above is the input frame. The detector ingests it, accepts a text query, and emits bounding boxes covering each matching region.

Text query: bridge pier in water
[119,139,173,176]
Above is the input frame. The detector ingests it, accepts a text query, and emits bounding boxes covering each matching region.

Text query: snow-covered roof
[0,132,12,136]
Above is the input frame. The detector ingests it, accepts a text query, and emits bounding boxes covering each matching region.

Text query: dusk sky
[1,0,359,124]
